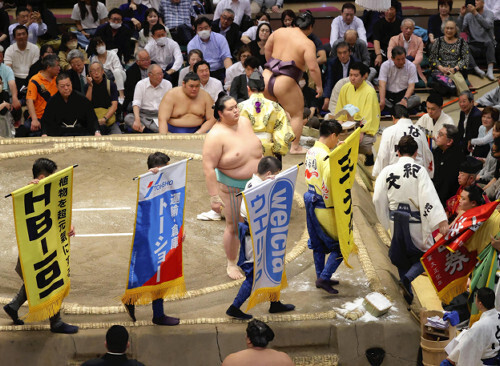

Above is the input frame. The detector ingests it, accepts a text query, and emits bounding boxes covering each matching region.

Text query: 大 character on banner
[226,156,295,320]
[5,158,78,334]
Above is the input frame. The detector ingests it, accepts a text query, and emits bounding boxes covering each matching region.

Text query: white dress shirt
[214,0,251,25]
[144,38,183,72]
[329,15,367,46]
[201,77,224,101]
[132,78,172,111]
[378,59,418,93]
[4,42,40,79]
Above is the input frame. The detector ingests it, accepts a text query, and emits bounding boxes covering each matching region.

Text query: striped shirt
[159,0,196,29]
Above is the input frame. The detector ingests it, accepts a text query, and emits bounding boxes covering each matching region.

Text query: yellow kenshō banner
[11,166,73,322]
[328,127,361,267]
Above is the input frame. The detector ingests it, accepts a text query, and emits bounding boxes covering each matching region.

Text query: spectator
[214,0,251,26]
[0,75,12,137]
[188,17,233,82]
[428,0,453,44]
[22,54,59,137]
[483,137,500,200]
[212,9,242,55]
[476,121,500,184]
[329,2,367,46]
[241,11,270,44]
[123,49,151,112]
[429,20,469,94]
[433,124,466,206]
[446,156,484,220]
[138,8,172,50]
[248,22,272,67]
[230,55,260,102]
[332,29,370,67]
[71,0,108,48]
[457,0,496,80]
[85,61,121,135]
[159,0,196,46]
[387,18,427,84]
[378,46,421,115]
[470,106,498,158]
[0,1,9,50]
[251,0,283,15]
[178,49,203,87]
[94,8,134,64]
[280,9,296,28]
[67,49,89,94]
[27,1,59,43]
[8,6,47,45]
[483,0,500,65]
[322,42,356,112]
[119,0,148,33]
[334,62,380,166]
[476,74,500,110]
[27,44,55,83]
[88,37,127,103]
[416,93,455,143]
[0,46,21,116]
[124,64,172,133]
[225,45,263,91]
[327,73,374,113]
[194,60,224,101]
[222,320,294,366]
[4,25,39,91]
[58,31,88,71]
[373,104,433,177]
[81,325,145,366]
[373,0,401,67]
[144,24,183,84]
[41,73,100,137]
[458,90,482,154]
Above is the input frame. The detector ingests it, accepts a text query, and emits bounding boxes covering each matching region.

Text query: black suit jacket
[229,74,248,103]
[432,143,466,206]
[94,23,133,63]
[212,20,241,56]
[124,63,147,111]
[323,56,357,99]
[68,64,90,94]
[458,106,482,152]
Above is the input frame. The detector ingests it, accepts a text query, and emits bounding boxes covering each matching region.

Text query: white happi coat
[373,156,447,251]
[372,118,434,178]
[447,308,500,365]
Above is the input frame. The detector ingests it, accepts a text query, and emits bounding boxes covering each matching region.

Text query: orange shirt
[26,72,58,119]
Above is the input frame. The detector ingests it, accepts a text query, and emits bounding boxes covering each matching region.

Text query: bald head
[136,49,151,70]
[344,29,358,46]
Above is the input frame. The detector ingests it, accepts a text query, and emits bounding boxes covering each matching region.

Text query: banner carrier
[5,164,79,198]
[132,157,193,180]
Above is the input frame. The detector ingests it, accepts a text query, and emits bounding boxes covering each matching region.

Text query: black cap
[459,156,483,174]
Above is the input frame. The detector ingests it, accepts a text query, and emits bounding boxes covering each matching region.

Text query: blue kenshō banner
[242,165,298,310]
[123,160,188,304]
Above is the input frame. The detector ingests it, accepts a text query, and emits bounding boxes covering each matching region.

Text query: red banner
[421,200,499,304]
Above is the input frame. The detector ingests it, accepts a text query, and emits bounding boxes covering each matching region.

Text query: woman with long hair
[58,31,89,71]
[137,8,170,49]
[248,22,272,67]
[70,0,108,47]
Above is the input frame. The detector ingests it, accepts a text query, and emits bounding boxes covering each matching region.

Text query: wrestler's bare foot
[227,263,244,280]
[289,145,308,154]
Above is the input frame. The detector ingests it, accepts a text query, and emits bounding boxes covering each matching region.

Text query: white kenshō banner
[242,165,298,310]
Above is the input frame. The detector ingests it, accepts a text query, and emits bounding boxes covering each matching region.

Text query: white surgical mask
[96,45,106,55]
[110,22,122,30]
[67,41,78,50]
[198,30,211,41]
[298,80,306,88]
[257,20,269,25]
[156,37,167,47]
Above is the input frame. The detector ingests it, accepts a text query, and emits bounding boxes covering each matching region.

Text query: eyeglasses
[221,15,234,21]
[437,131,447,137]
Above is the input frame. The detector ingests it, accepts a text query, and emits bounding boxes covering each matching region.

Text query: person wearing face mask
[94,8,133,64]
[88,36,127,103]
[188,17,233,82]
[144,23,183,85]
[57,31,89,71]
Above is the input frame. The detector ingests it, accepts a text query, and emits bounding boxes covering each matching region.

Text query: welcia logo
[144,173,174,198]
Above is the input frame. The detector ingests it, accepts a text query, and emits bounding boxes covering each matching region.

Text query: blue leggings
[313,249,343,281]
[232,263,253,308]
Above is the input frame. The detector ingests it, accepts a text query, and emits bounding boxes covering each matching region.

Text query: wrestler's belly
[169,114,204,127]
[218,153,260,181]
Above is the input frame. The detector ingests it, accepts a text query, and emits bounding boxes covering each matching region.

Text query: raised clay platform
[0,136,420,365]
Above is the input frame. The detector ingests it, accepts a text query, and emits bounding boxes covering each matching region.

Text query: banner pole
[133,157,193,180]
